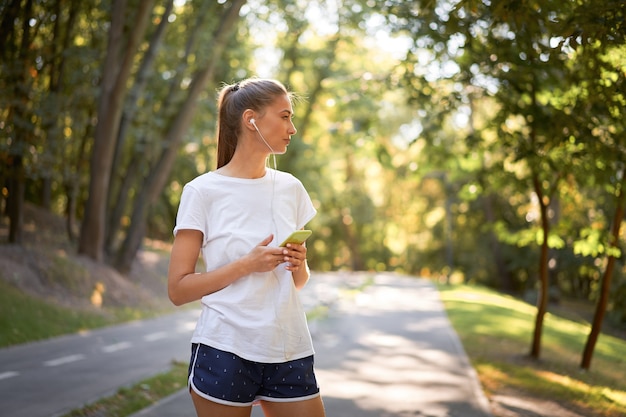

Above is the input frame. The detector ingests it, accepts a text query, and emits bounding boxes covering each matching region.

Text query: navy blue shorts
[188,344,320,407]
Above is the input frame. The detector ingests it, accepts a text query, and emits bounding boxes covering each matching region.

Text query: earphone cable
[253,123,289,358]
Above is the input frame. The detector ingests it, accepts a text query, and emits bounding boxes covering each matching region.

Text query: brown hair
[216,78,293,168]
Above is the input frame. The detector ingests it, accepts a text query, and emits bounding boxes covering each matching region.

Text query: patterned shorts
[188,343,320,407]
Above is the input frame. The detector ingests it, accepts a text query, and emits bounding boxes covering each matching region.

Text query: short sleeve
[173,184,207,239]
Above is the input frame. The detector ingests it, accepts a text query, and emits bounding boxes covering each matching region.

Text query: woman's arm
[167,230,286,306]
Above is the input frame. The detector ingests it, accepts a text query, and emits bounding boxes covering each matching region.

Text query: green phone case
[279,230,312,247]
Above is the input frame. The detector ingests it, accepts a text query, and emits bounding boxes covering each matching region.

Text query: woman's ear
[242,109,256,130]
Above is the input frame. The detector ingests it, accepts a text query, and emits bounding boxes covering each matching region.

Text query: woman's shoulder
[272,170,311,195]
[273,169,300,183]
[184,171,220,189]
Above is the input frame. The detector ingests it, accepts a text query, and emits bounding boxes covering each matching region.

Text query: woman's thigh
[190,389,252,417]
[260,396,326,417]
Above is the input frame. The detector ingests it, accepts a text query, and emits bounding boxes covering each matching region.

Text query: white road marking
[0,371,19,380]
[102,341,133,353]
[144,332,167,342]
[44,354,85,367]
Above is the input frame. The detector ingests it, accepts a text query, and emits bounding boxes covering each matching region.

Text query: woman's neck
[216,154,269,179]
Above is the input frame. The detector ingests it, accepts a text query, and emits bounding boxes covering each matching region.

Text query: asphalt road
[0,272,492,417]
[131,273,493,417]
[0,308,199,417]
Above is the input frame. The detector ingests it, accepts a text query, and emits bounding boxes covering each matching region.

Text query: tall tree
[570,29,626,369]
[78,0,155,261]
[0,0,37,244]
[114,0,247,272]
[581,168,626,369]
[104,0,175,254]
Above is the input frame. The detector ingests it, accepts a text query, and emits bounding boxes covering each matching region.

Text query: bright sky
[241,0,413,77]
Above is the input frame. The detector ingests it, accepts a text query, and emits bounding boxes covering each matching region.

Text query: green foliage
[575,228,623,258]
[375,0,626,321]
[1,0,625,327]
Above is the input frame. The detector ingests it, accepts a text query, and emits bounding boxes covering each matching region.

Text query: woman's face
[255,94,297,154]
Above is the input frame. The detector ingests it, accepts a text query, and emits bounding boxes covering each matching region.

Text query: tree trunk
[78,0,154,261]
[529,171,550,359]
[342,151,365,271]
[39,0,76,212]
[7,156,25,244]
[581,168,626,370]
[114,0,247,273]
[5,0,35,244]
[106,151,143,254]
[107,0,212,257]
[484,193,511,292]
[105,0,175,254]
[67,115,94,242]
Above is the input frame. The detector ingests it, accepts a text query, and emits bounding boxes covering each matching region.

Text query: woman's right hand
[244,234,289,272]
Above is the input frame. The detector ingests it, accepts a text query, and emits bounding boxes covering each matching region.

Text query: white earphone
[250,118,274,154]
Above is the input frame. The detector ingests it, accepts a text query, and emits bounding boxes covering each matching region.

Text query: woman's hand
[284,241,310,290]
[282,242,307,272]
[244,234,290,272]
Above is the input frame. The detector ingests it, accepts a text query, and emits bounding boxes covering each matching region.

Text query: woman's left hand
[282,243,307,271]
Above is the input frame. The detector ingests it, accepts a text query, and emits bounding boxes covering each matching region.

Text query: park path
[131,272,492,417]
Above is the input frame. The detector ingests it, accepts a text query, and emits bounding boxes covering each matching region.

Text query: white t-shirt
[173,169,317,362]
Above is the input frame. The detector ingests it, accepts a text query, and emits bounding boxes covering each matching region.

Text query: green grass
[0,279,166,348]
[62,360,188,417]
[0,280,109,347]
[438,284,626,417]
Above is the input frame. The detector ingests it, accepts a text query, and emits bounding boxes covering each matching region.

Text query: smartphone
[279,230,312,247]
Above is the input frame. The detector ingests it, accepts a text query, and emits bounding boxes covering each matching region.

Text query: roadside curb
[129,389,189,417]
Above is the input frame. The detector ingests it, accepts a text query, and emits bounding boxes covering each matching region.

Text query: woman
[168,78,326,417]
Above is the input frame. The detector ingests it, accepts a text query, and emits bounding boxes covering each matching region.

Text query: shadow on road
[308,272,491,417]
